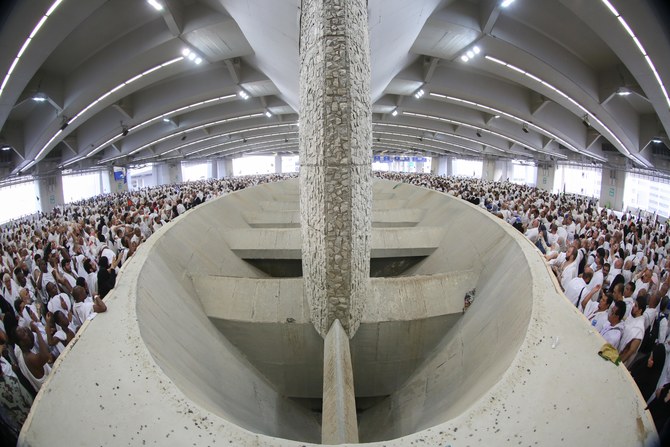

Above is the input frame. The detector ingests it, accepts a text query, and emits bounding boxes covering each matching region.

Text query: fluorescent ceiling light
[70,56,183,126]
[501,0,515,8]
[37,56,186,165]
[428,93,590,157]
[0,0,64,98]
[401,111,567,159]
[147,0,164,11]
[484,54,632,158]
[600,0,670,109]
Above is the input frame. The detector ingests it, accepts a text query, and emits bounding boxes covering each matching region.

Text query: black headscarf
[631,343,667,401]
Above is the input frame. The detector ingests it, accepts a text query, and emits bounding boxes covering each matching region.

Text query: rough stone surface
[300,0,372,338]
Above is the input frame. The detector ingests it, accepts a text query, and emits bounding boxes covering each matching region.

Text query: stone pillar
[600,167,625,211]
[275,154,283,174]
[35,172,64,213]
[536,163,556,192]
[299,0,371,338]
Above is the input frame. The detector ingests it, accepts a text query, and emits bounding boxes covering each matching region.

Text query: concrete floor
[19,179,657,446]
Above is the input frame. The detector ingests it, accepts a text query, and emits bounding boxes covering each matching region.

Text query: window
[452,159,482,178]
[624,172,670,218]
[554,164,601,199]
[62,171,103,203]
[233,156,276,175]
[0,180,38,224]
[181,162,208,181]
[511,162,537,186]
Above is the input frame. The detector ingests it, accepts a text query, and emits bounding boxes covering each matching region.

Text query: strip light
[191,139,298,160]
[374,122,549,158]
[0,0,64,98]
[187,131,295,157]
[34,56,185,167]
[484,55,633,160]
[429,92,606,162]
[125,113,264,157]
[69,57,183,127]
[371,137,445,155]
[374,132,479,156]
[402,111,566,159]
[96,118,293,165]
[146,0,163,11]
[375,123,483,154]
[59,93,239,166]
[601,0,670,109]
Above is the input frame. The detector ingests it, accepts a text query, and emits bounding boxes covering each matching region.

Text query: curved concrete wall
[358,181,535,440]
[20,179,656,446]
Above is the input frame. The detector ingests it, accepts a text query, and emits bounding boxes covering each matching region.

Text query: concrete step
[224,226,446,259]
[243,208,425,228]
[192,270,477,398]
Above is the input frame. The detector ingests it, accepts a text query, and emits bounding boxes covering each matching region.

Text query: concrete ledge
[244,208,424,228]
[226,227,445,259]
[195,270,476,323]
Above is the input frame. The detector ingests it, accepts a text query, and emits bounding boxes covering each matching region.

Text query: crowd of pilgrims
[0,170,669,442]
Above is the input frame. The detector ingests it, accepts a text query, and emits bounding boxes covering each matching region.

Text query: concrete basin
[19,179,656,446]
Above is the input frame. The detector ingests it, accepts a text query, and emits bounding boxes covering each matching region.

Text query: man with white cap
[1,273,20,307]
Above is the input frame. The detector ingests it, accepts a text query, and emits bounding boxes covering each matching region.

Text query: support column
[431,156,453,177]
[482,157,496,181]
[600,167,625,211]
[108,168,128,194]
[536,163,556,192]
[275,154,283,174]
[217,157,234,178]
[152,162,183,186]
[35,172,64,213]
[101,169,111,194]
[494,159,511,182]
[299,0,371,338]
[208,160,218,179]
